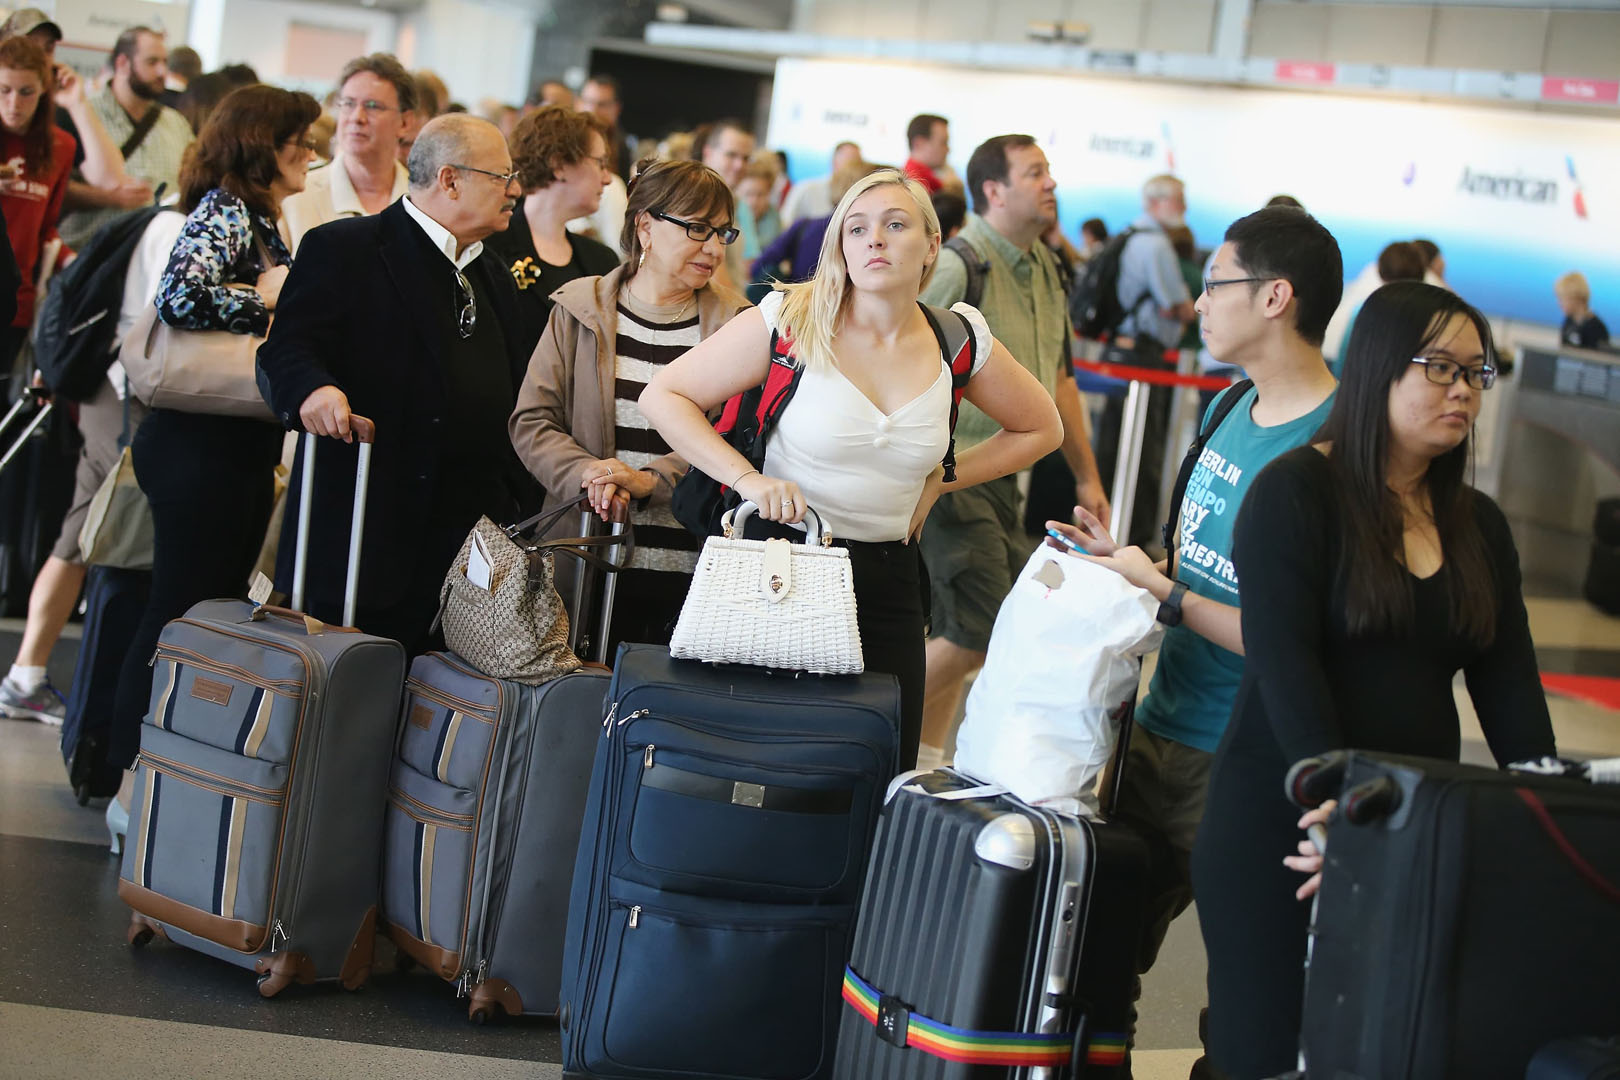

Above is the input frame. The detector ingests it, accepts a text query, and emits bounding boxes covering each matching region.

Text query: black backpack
[943,235,990,309]
[35,205,175,401]
[1070,226,1149,340]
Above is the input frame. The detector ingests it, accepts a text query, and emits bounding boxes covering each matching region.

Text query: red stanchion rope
[1073,358,1238,392]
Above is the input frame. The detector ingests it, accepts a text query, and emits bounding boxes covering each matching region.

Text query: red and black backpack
[671,302,982,537]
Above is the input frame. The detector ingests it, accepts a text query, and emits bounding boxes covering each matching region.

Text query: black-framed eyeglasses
[453,164,521,188]
[652,210,739,245]
[1409,357,1496,390]
[1203,276,1275,294]
[454,269,477,339]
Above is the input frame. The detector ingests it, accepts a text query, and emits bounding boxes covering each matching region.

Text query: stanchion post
[1109,381,1150,542]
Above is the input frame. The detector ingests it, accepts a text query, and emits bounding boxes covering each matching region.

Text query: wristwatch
[1156,581,1189,627]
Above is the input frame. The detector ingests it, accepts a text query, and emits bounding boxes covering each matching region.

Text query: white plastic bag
[954,547,1164,816]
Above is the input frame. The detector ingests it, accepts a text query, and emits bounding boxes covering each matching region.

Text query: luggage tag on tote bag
[466,532,493,591]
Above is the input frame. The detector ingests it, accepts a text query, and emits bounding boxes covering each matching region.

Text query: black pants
[848,539,928,771]
[605,567,691,655]
[1093,341,1173,551]
[109,410,280,769]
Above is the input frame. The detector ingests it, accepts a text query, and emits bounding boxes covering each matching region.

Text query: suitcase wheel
[256,970,292,998]
[467,978,522,1024]
[126,912,166,948]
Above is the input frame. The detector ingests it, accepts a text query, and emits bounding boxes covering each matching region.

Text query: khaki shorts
[917,475,1031,653]
[51,377,146,564]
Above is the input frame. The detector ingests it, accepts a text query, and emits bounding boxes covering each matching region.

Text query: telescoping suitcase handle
[290,430,371,628]
[0,386,54,478]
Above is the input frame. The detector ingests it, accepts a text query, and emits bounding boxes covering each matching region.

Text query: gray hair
[1142,174,1184,202]
[407,114,492,189]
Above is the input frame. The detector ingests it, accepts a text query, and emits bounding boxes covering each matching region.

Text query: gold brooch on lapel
[511,257,542,290]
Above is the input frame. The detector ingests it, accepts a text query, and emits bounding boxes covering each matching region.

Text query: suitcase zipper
[389,788,474,829]
[611,898,844,932]
[138,751,288,805]
[405,677,497,723]
[152,643,305,695]
[603,703,647,731]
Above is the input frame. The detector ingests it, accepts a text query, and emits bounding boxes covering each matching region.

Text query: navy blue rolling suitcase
[559,643,900,1080]
[61,565,151,802]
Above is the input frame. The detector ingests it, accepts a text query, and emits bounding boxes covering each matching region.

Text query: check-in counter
[1496,343,1620,593]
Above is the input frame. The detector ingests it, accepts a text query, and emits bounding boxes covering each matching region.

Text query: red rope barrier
[1073,358,1238,392]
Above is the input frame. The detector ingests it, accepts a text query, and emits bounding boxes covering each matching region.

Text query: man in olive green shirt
[917,134,1109,757]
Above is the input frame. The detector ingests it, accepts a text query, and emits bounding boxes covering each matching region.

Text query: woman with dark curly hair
[486,104,619,353]
[107,84,321,842]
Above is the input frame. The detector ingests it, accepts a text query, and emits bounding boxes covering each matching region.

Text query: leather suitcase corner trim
[383,919,463,980]
[117,879,267,953]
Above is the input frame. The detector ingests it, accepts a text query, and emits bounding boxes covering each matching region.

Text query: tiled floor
[1,591,1617,1079]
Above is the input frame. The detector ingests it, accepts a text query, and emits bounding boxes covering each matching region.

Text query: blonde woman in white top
[632,169,1061,768]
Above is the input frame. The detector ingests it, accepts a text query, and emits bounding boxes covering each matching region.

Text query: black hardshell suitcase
[560,643,901,1080]
[834,767,1148,1079]
[1289,751,1620,1080]
[61,564,152,802]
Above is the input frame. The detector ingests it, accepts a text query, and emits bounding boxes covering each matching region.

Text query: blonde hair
[1555,271,1591,303]
[774,169,940,373]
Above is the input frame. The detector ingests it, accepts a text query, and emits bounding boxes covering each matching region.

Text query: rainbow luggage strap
[842,966,1127,1068]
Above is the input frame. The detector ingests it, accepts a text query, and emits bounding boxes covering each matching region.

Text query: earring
[638,247,647,269]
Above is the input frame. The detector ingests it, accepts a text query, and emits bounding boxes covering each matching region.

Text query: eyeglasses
[335,97,398,116]
[453,163,521,188]
[1203,276,1275,294]
[1409,357,1496,390]
[284,136,320,152]
[454,269,476,339]
[652,210,739,245]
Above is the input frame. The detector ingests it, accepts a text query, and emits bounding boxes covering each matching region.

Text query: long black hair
[1312,280,1497,645]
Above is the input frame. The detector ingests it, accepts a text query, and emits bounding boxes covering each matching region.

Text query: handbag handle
[722,501,831,546]
[505,494,637,574]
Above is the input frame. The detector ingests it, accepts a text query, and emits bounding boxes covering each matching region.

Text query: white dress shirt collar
[403,195,483,270]
[331,154,410,218]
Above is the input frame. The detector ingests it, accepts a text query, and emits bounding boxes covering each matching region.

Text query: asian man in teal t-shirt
[1047,205,1344,1069]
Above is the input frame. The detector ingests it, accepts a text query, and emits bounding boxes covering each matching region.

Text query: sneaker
[0,676,66,726]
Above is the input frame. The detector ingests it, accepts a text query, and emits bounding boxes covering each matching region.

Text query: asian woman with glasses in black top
[1190,281,1557,1078]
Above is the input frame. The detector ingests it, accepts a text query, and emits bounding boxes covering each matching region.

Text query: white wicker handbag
[669,502,863,674]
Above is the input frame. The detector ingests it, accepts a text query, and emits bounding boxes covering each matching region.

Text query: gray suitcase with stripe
[118,436,407,996]
[382,654,609,1022]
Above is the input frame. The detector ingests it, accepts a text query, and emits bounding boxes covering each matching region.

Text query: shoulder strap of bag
[119,103,164,161]
[942,234,989,310]
[1161,377,1255,569]
[920,302,979,482]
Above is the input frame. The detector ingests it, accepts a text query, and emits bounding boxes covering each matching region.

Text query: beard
[129,74,163,101]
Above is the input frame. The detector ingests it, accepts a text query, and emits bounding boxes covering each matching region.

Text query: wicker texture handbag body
[438,498,633,684]
[670,503,863,674]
